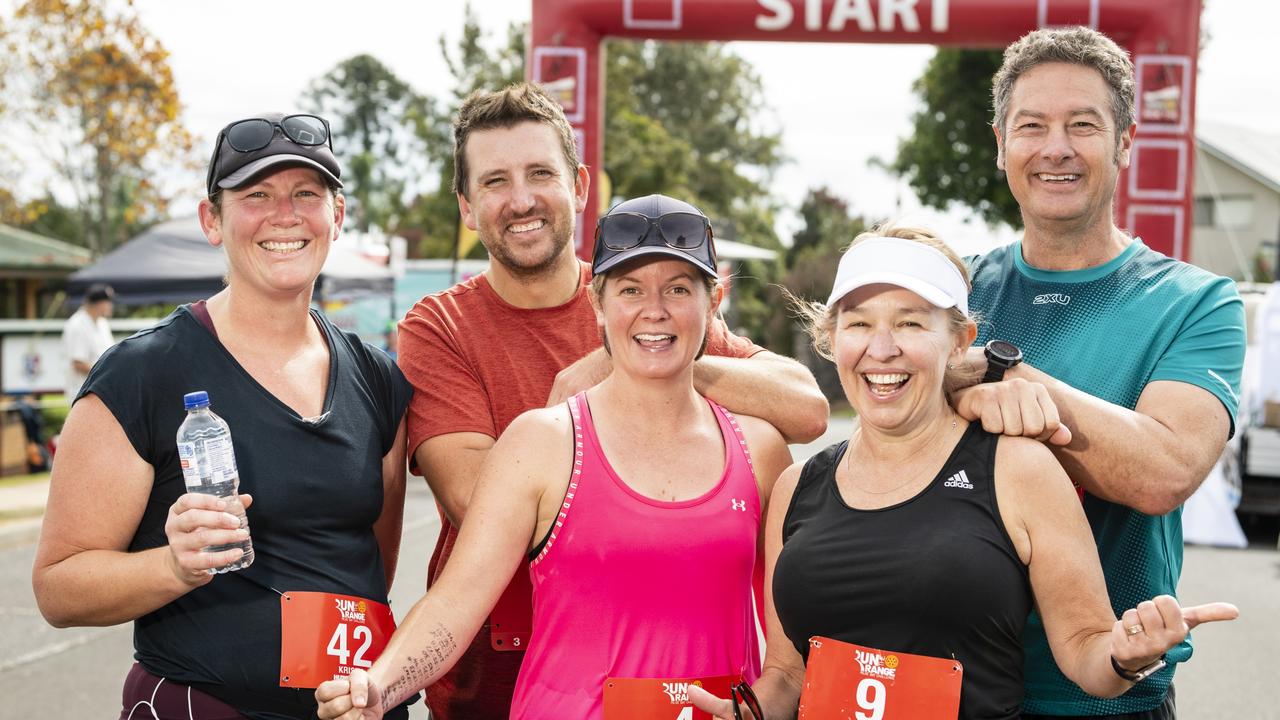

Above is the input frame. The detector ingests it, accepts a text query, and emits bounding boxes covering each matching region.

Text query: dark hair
[84,284,115,304]
[453,82,580,198]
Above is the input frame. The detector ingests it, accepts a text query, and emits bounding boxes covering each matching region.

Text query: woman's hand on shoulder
[163,493,254,586]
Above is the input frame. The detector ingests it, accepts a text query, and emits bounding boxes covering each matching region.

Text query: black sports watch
[1111,654,1167,683]
[982,340,1023,383]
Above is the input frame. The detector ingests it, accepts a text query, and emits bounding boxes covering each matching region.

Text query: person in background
[62,283,115,399]
[690,226,1238,720]
[954,27,1247,719]
[33,112,412,720]
[394,82,827,719]
[316,194,793,720]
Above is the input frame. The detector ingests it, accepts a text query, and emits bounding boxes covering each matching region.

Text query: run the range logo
[662,680,703,704]
[855,649,899,680]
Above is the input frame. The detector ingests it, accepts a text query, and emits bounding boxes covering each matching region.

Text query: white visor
[826,236,968,315]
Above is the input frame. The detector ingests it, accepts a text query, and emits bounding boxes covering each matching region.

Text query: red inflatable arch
[529,0,1200,261]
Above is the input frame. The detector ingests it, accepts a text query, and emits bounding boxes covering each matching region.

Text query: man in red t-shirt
[397,82,828,719]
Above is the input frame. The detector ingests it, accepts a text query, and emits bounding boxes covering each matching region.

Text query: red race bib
[604,675,737,720]
[799,637,962,720]
[278,591,396,688]
[489,570,533,652]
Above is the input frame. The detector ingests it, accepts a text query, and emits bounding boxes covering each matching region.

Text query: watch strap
[981,364,1007,384]
[1111,654,1167,683]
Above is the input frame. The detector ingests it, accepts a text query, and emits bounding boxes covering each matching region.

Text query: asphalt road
[2,419,1277,718]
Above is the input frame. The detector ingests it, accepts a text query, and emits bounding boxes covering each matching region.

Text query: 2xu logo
[1033,293,1071,305]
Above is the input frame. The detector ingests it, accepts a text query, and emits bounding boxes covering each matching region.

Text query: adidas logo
[942,469,973,490]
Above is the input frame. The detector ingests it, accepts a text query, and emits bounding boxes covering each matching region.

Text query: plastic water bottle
[176,391,254,573]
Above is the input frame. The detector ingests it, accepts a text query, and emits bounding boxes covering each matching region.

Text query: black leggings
[119,663,248,720]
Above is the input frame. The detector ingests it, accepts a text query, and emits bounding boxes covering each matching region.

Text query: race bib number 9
[603,674,737,720]
[798,637,962,720]
[279,591,395,688]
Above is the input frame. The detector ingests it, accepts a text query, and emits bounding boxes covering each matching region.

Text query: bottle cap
[183,391,211,409]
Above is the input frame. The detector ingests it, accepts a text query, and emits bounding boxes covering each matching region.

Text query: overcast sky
[14,0,1279,257]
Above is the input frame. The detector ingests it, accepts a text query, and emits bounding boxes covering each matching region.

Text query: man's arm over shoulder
[696,319,828,443]
[956,279,1245,514]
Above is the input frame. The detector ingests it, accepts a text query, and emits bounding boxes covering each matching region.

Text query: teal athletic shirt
[967,238,1245,716]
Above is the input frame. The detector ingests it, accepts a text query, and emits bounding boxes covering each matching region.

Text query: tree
[395,3,525,258]
[1,0,198,256]
[604,40,786,250]
[890,49,1021,228]
[303,54,433,234]
[768,185,870,397]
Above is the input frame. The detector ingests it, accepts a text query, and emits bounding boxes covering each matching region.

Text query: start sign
[755,0,951,33]
[531,0,1202,263]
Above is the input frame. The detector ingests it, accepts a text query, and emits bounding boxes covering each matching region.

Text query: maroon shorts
[119,663,248,720]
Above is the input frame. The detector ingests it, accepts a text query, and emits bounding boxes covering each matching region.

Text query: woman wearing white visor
[691,225,1237,720]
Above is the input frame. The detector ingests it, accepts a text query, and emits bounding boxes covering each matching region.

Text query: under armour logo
[730,499,747,511]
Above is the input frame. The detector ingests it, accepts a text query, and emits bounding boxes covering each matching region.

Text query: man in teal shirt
[955,27,1246,719]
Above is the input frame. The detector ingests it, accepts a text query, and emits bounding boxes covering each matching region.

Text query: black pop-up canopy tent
[66,217,393,306]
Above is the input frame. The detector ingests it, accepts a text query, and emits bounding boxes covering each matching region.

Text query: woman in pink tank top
[316,195,794,720]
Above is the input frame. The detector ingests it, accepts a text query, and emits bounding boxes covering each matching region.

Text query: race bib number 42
[279,591,395,688]
[798,637,962,720]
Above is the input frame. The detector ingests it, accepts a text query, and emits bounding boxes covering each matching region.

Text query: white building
[1192,122,1280,281]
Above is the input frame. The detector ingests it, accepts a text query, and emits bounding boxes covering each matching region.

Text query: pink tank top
[508,392,763,720]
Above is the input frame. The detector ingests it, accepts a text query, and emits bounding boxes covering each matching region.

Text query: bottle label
[177,436,239,490]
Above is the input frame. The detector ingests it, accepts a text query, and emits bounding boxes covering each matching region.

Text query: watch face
[986,340,1022,365]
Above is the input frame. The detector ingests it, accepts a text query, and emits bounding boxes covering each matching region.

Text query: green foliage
[1,0,198,256]
[773,188,865,394]
[393,4,526,258]
[604,40,785,251]
[891,49,1021,228]
[303,54,435,234]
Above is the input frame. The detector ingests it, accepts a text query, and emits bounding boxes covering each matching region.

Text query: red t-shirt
[397,262,761,719]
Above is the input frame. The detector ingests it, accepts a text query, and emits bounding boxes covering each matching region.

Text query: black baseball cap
[591,194,718,278]
[205,112,343,195]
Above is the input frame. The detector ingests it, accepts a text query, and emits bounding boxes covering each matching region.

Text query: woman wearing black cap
[314,194,793,720]
[34,113,413,720]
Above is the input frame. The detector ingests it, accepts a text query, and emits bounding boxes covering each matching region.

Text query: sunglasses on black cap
[595,211,712,251]
[221,114,331,153]
[205,114,333,194]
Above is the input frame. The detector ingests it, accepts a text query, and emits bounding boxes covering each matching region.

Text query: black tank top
[774,424,1031,720]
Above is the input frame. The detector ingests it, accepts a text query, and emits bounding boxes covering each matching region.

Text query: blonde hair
[787,222,980,391]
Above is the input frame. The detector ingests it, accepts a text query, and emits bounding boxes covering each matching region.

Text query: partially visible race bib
[603,674,737,720]
[278,591,395,688]
[799,637,962,720]
[489,570,533,652]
